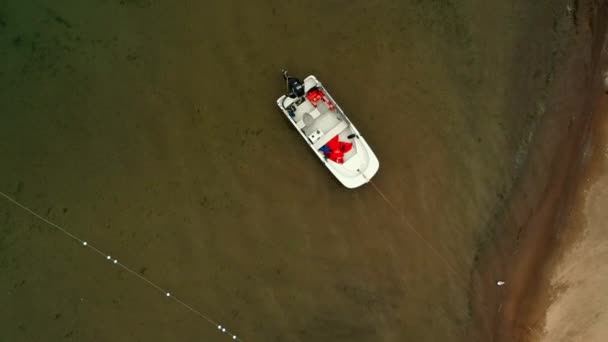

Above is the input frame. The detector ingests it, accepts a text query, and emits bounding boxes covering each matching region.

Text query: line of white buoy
[0,190,242,341]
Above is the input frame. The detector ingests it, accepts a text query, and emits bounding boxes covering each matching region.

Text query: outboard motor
[282,70,305,98]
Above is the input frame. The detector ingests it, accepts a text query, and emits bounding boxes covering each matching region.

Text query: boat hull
[276,75,379,188]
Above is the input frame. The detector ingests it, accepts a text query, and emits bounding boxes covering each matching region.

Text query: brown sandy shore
[537,76,608,341]
[470,1,608,341]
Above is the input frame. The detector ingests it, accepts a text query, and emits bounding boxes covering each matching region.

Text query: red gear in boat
[306,89,323,106]
[306,89,336,111]
[323,135,353,164]
[325,135,341,151]
[324,97,336,111]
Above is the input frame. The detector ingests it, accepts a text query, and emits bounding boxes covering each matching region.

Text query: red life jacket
[323,135,353,164]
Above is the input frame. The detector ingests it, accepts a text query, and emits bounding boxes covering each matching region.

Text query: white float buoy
[497,281,505,286]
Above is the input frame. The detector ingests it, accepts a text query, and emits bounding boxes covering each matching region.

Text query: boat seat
[296,108,322,130]
[309,107,322,119]
[316,100,331,114]
[312,120,349,150]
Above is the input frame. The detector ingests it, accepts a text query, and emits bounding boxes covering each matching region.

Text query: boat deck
[291,97,350,148]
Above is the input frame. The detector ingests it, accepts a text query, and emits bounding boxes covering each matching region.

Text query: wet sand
[470,1,608,341]
[521,8,608,340]
[537,88,608,341]
[0,1,601,341]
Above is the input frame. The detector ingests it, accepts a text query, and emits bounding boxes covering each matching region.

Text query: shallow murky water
[0,1,577,341]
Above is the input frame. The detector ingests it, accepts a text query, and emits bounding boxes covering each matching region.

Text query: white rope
[362,174,497,342]
[0,190,242,341]
[357,169,467,286]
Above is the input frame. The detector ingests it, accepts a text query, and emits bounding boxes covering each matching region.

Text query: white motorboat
[276,71,379,188]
